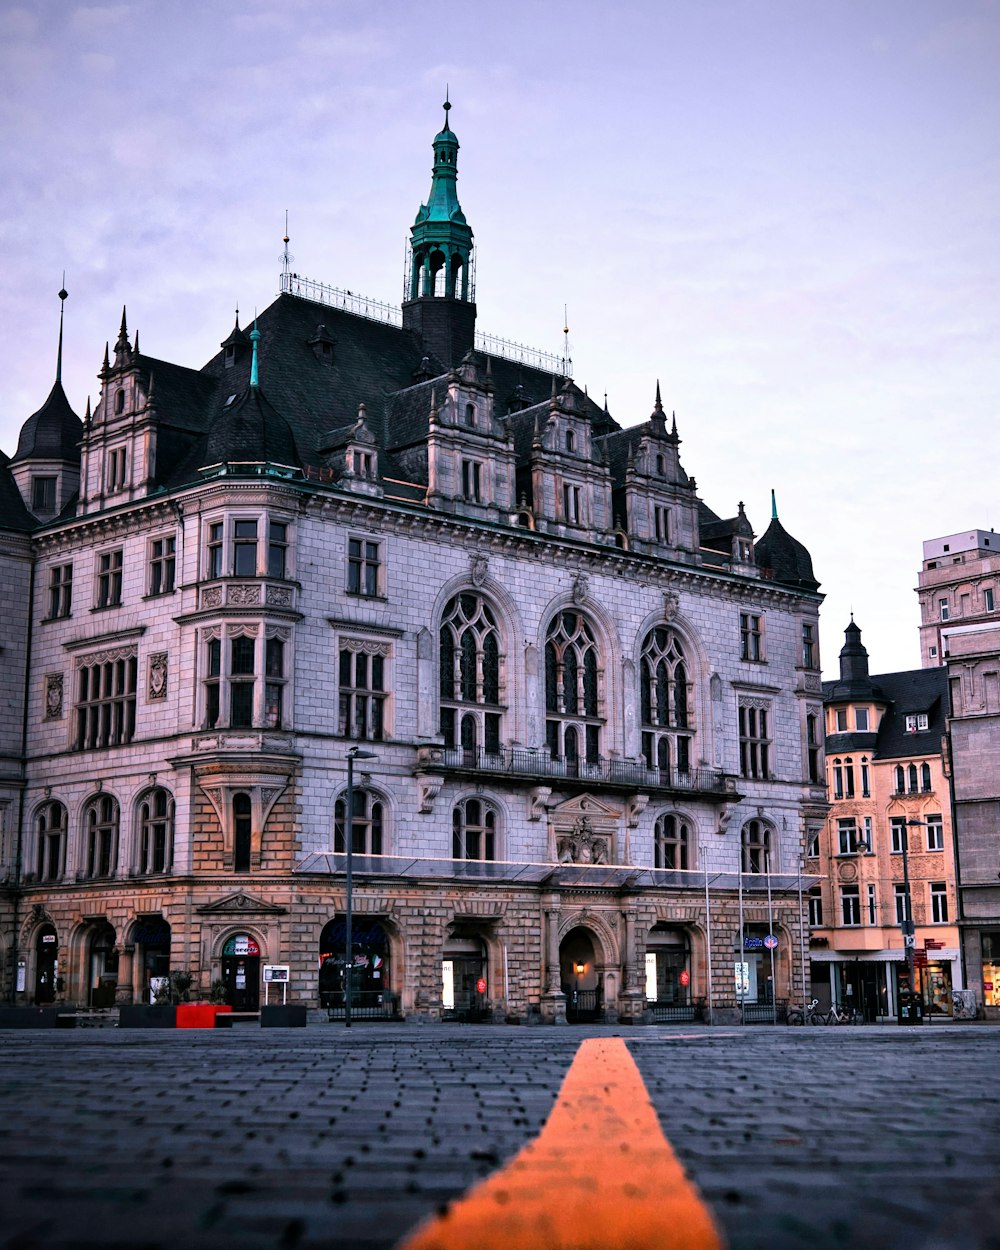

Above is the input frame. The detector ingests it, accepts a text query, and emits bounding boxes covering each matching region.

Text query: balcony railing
[416,745,734,796]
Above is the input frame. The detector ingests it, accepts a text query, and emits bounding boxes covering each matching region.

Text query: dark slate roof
[822,667,948,761]
[872,668,948,760]
[756,516,820,591]
[12,381,82,463]
[203,385,300,470]
[0,450,35,532]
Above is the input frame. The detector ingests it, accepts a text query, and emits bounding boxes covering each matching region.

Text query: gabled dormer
[526,379,613,540]
[319,403,382,498]
[220,313,250,370]
[10,288,82,520]
[78,308,161,513]
[610,385,700,560]
[425,352,515,518]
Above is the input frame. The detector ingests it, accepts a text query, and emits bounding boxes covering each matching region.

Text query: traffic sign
[903,934,916,948]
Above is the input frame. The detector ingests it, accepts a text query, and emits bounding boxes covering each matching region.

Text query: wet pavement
[0,1022,997,1250]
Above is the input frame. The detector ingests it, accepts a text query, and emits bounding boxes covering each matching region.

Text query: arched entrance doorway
[442,930,489,1022]
[221,933,261,1010]
[133,917,171,1003]
[318,917,392,1019]
[645,924,694,1021]
[560,927,602,1023]
[89,923,118,1007]
[34,925,58,1004]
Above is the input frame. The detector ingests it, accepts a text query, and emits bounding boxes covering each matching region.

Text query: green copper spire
[771,488,778,520]
[405,96,475,304]
[249,319,260,388]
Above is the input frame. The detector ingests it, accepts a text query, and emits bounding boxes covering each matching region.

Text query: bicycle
[786,998,820,1025]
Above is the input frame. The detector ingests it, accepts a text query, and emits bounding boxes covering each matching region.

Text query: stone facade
[0,107,823,1022]
[918,531,1000,1019]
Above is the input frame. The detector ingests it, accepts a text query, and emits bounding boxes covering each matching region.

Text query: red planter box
[176,1004,232,1029]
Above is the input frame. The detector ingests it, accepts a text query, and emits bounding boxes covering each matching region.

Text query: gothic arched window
[654,814,692,870]
[452,798,497,861]
[36,800,67,882]
[335,789,385,856]
[83,794,119,879]
[741,820,771,874]
[137,787,174,875]
[545,611,603,764]
[439,593,504,756]
[639,627,692,776]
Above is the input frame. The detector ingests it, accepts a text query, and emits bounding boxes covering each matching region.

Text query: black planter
[118,1004,177,1029]
[260,1004,307,1028]
[0,1007,63,1029]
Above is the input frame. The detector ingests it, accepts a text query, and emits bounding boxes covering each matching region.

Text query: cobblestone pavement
[0,1023,997,1250]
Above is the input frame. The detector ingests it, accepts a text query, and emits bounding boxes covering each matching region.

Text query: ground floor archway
[220,933,261,1010]
[559,927,603,1023]
[89,922,118,1007]
[442,929,489,1022]
[34,925,58,1004]
[318,916,393,1017]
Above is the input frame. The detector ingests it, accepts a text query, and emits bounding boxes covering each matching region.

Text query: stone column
[540,893,566,1024]
[619,902,646,1024]
[116,944,136,1005]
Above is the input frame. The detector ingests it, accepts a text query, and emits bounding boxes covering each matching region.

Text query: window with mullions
[801,622,816,669]
[740,612,763,662]
[890,816,907,854]
[653,814,691,869]
[233,520,258,576]
[339,644,387,740]
[894,882,911,924]
[741,819,771,873]
[137,787,174,875]
[35,800,67,881]
[545,611,602,763]
[440,593,503,755]
[75,652,137,750]
[47,564,73,619]
[837,817,858,855]
[334,789,384,855]
[640,627,692,775]
[926,813,944,851]
[347,537,380,597]
[148,535,176,595]
[808,886,823,927]
[841,885,861,927]
[96,549,123,607]
[452,798,497,861]
[267,521,288,578]
[204,631,287,730]
[806,713,821,783]
[82,794,119,879]
[930,882,948,924]
[738,702,770,779]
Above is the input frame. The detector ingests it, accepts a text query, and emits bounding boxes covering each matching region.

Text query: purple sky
[2,1,998,677]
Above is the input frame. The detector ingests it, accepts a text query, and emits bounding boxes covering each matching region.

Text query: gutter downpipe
[8,553,36,1005]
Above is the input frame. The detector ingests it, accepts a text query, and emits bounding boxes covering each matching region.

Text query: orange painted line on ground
[396,1037,726,1250]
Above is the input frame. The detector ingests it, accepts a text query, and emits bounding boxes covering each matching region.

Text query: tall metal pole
[344,749,356,1029]
[903,820,919,1006]
[343,747,376,1030]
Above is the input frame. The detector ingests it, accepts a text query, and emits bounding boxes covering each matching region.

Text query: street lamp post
[344,746,376,1029]
[902,819,921,1011]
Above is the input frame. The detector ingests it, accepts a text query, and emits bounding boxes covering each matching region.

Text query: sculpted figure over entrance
[556,815,610,865]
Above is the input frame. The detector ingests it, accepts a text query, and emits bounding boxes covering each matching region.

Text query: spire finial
[655,379,663,412]
[249,315,260,388]
[281,212,292,285]
[56,278,68,383]
[771,488,778,521]
[443,88,451,130]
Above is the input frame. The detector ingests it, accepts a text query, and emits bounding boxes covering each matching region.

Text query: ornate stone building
[0,105,825,1023]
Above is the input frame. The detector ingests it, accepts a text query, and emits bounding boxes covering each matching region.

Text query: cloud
[0,7,38,38]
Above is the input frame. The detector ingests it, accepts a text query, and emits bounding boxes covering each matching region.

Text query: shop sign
[41,934,56,943]
[679,970,690,987]
[763,934,778,950]
[476,977,487,994]
[984,981,994,992]
[223,935,260,957]
[734,962,750,996]
[744,936,764,950]
[263,965,289,983]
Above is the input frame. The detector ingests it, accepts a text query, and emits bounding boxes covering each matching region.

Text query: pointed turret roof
[755,492,820,590]
[13,380,83,464]
[203,384,300,470]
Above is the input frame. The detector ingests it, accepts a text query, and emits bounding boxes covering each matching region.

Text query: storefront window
[982,931,1000,1009]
